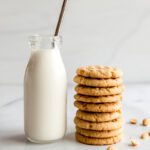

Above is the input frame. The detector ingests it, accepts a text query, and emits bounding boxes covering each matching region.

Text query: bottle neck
[29,35,62,50]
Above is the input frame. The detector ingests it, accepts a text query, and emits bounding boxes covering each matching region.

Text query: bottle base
[26,136,63,144]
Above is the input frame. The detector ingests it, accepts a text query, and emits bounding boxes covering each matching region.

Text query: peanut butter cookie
[76,110,122,122]
[76,126,123,138]
[76,66,123,79]
[74,116,124,131]
[74,75,123,87]
[74,101,122,112]
[75,85,124,96]
[74,94,123,103]
[76,132,123,145]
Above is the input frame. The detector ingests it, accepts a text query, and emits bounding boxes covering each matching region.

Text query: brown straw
[54,0,67,36]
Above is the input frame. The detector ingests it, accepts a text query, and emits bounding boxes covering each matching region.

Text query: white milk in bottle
[24,35,67,143]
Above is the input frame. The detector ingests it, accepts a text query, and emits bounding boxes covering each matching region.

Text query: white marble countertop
[0,83,150,150]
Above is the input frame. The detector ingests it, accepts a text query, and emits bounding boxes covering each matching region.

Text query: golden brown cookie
[74,94,123,103]
[74,101,122,112]
[76,132,123,145]
[74,75,123,87]
[74,116,124,131]
[76,66,123,79]
[76,126,123,138]
[75,85,124,96]
[76,110,122,122]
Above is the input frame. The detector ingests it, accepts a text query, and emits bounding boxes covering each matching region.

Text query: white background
[1,0,150,85]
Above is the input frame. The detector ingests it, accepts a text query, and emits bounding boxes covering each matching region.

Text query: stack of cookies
[73,66,124,145]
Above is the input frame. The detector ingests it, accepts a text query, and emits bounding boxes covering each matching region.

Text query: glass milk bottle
[24,35,67,143]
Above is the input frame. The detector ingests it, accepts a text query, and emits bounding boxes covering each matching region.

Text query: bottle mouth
[28,34,62,49]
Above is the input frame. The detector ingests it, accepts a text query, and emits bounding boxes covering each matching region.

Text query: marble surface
[1,0,150,84]
[1,83,150,150]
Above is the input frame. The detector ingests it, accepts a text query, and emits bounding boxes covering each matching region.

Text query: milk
[24,39,67,143]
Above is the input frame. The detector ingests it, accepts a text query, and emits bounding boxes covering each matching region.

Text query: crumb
[148,131,150,136]
[141,133,149,139]
[130,118,138,124]
[130,138,139,147]
[142,118,149,126]
[107,145,117,150]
